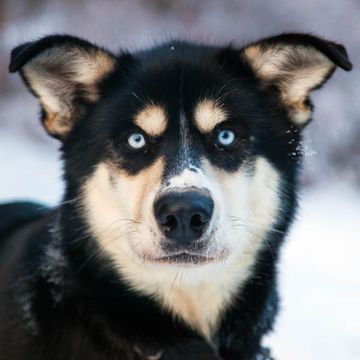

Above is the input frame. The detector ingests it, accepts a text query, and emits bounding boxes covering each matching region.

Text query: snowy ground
[266,183,360,360]
[1,131,359,359]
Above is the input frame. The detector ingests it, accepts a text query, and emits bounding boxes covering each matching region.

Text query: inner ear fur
[241,33,352,126]
[9,35,117,139]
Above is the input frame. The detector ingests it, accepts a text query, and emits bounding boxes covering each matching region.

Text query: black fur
[0,33,351,359]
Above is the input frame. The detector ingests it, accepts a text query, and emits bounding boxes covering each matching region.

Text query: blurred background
[0,0,359,358]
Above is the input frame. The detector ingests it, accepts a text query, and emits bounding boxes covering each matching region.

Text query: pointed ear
[9,35,117,139]
[240,34,352,126]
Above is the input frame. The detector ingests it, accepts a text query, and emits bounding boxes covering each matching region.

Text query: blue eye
[128,133,146,149]
[217,129,236,146]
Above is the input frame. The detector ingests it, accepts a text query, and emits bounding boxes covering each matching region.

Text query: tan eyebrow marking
[134,104,167,137]
[194,99,227,133]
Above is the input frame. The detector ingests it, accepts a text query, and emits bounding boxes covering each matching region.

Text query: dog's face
[10,35,351,319]
[80,58,284,276]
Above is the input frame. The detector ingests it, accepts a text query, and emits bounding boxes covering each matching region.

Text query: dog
[0,33,351,359]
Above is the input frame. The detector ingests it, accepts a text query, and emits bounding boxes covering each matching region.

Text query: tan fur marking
[243,45,263,66]
[43,113,71,137]
[247,157,281,230]
[71,49,116,102]
[23,46,116,136]
[243,44,335,124]
[134,105,167,137]
[244,44,333,83]
[285,100,312,126]
[194,99,227,133]
[74,49,116,86]
[160,278,231,340]
[84,157,165,231]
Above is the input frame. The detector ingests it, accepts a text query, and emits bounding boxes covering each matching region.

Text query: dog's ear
[240,33,352,126]
[9,35,117,139]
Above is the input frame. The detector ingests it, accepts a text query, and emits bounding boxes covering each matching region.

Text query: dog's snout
[154,191,214,243]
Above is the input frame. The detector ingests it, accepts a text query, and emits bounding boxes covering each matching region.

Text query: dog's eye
[128,133,146,149]
[217,129,236,147]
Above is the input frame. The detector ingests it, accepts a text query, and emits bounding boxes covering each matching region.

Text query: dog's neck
[109,238,267,341]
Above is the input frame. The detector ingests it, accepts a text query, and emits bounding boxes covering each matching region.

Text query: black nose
[154,191,214,243]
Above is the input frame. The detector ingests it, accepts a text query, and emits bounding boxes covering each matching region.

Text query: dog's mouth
[153,252,213,265]
[147,249,228,267]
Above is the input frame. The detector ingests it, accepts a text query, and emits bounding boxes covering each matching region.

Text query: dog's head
[10,34,351,292]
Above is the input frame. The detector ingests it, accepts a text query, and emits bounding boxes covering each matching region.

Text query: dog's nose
[154,191,214,243]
